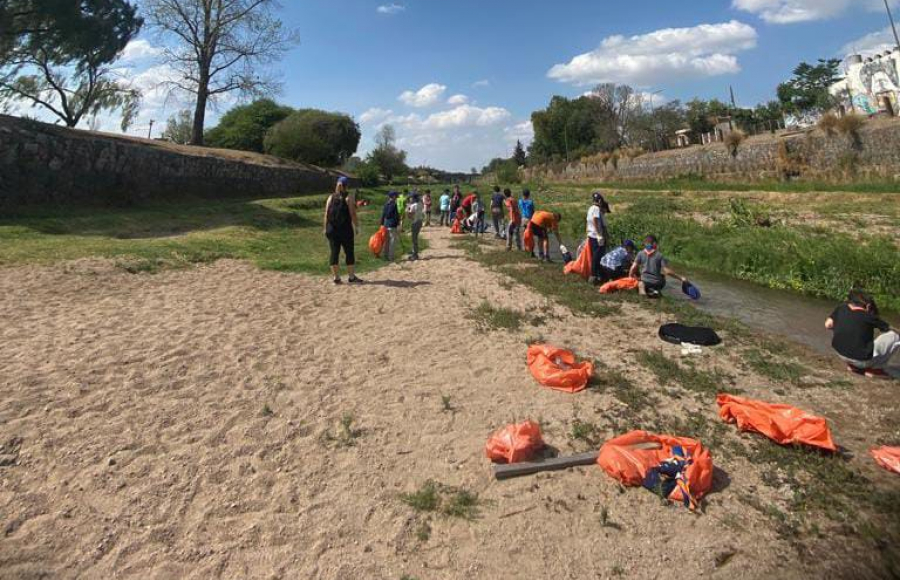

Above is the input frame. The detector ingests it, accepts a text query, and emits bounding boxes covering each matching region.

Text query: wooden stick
[492,442,663,481]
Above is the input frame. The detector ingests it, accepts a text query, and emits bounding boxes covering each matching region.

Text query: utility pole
[886,0,900,52]
[147,119,154,139]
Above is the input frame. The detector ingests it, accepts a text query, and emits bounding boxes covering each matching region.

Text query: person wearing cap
[406,191,425,260]
[324,176,363,284]
[629,235,689,297]
[586,192,611,285]
[528,210,563,262]
[599,240,636,283]
[380,191,401,262]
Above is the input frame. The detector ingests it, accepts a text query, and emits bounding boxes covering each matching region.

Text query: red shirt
[461,194,476,210]
[506,198,521,223]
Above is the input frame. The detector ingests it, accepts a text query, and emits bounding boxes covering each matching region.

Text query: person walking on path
[323,176,363,285]
[439,189,452,226]
[491,185,506,239]
[826,289,899,379]
[504,188,522,251]
[406,192,425,261]
[423,190,433,227]
[529,210,563,262]
[586,192,611,285]
[380,191,401,262]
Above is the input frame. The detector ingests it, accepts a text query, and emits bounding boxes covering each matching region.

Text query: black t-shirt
[491,193,505,209]
[326,194,353,236]
[830,304,890,361]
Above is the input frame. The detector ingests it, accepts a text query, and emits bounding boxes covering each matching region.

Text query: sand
[1,228,897,579]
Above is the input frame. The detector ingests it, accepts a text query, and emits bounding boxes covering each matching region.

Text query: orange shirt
[531,211,557,230]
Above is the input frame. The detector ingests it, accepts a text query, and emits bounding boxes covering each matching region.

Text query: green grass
[585,176,900,195]
[637,350,732,396]
[466,301,534,332]
[400,481,483,520]
[742,348,808,384]
[0,189,420,274]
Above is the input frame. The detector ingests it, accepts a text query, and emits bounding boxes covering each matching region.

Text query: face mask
[645,244,655,252]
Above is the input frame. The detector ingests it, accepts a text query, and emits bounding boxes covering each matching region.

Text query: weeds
[400,481,483,520]
[415,521,431,542]
[323,413,362,448]
[440,395,453,413]
[569,418,600,447]
[466,301,544,332]
[638,350,730,396]
[743,349,807,384]
[261,404,273,417]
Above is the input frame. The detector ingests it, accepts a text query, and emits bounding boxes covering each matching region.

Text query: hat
[388,190,399,198]
[623,239,636,249]
[337,176,349,185]
[592,191,605,204]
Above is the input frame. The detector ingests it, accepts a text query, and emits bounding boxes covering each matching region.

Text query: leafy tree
[512,140,527,166]
[777,59,842,114]
[0,0,143,129]
[205,99,293,153]
[264,109,361,167]
[366,124,408,182]
[354,161,380,186]
[161,109,193,144]
[685,98,730,140]
[145,0,299,145]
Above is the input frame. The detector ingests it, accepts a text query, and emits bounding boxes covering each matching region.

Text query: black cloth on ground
[658,323,721,346]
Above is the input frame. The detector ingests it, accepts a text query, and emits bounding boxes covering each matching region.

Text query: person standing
[380,191,401,262]
[439,189,452,226]
[471,194,485,238]
[397,189,408,233]
[490,185,506,239]
[504,188,522,251]
[323,176,363,285]
[519,189,536,255]
[586,192,611,285]
[423,189,433,227]
[406,192,425,261]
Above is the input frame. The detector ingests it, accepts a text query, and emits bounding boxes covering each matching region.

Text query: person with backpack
[586,192,611,285]
[380,191,401,262]
[323,176,363,285]
[406,192,425,261]
[826,289,899,379]
[490,185,506,239]
[439,189,452,226]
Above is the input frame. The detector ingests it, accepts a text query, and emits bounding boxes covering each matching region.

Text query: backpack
[327,194,349,229]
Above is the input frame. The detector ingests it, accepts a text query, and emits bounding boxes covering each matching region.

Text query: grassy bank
[0,189,415,274]
[559,176,900,195]
[522,184,900,312]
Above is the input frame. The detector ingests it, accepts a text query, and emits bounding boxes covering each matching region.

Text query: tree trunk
[191,69,209,146]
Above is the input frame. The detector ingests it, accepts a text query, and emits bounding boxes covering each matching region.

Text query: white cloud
[548,20,757,87]
[841,27,898,57]
[120,39,163,63]
[421,104,511,129]
[505,121,534,145]
[398,83,447,107]
[359,107,393,124]
[472,79,490,88]
[447,94,469,106]
[376,3,405,15]
[733,0,899,24]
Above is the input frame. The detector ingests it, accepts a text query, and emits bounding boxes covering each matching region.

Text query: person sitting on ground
[528,210,563,262]
[519,189,536,255]
[586,192,611,285]
[439,189,452,227]
[491,185,506,239]
[423,189,433,227]
[406,192,425,261]
[599,240,636,283]
[504,188,522,251]
[323,176,363,285]
[628,235,689,297]
[461,190,477,217]
[380,191,401,262]
[826,289,899,379]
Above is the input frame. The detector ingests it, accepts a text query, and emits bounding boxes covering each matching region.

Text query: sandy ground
[1,228,898,580]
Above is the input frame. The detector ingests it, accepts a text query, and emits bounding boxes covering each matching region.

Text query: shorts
[530,224,547,239]
[326,231,355,266]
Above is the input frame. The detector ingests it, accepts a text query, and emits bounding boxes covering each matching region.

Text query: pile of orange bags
[523,225,534,253]
[485,421,545,464]
[599,277,639,294]
[598,431,713,510]
[368,226,387,257]
[871,446,900,475]
[526,344,594,393]
[563,242,593,280]
[716,394,837,452]
[451,218,463,234]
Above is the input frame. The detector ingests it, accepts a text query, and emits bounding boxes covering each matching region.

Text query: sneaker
[348,276,364,284]
[864,368,891,379]
[846,364,865,375]
[333,277,342,285]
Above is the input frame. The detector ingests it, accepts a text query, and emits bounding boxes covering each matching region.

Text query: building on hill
[831,51,900,117]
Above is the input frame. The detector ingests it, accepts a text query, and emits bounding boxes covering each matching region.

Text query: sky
[25,0,900,171]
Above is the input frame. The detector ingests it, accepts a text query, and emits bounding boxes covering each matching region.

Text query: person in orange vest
[528,210,563,262]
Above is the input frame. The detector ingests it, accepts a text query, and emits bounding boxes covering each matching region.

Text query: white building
[831,50,900,116]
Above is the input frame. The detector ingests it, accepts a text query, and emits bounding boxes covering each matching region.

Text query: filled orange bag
[599,277,640,294]
[717,394,837,452]
[523,224,534,252]
[451,218,463,234]
[564,242,593,280]
[871,446,900,475]
[368,226,387,257]
[526,344,594,393]
[598,430,713,510]
[485,421,545,464]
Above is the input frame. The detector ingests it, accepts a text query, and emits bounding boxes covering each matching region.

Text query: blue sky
[96,1,900,170]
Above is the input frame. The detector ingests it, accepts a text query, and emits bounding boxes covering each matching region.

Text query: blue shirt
[381,200,400,228]
[518,199,535,220]
[600,246,633,270]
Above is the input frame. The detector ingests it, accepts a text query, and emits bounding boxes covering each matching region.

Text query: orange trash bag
[368,226,387,257]
[451,218,464,234]
[526,344,594,393]
[599,277,640,294]
[523,225,535,253]
[716,394,837,452]
[871,446,900,475]
[564,242,593,280]
[598,430,713,510]
[485,421,545,464]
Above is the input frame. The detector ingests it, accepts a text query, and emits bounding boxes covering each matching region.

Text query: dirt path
[0,227,895,579]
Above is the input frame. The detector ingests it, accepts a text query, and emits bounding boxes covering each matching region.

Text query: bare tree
[145,0,299,145]
[588,83,644,146]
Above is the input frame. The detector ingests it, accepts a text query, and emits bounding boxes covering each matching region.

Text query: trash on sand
[451,218,464,234]
[870,446,900,475]
[598,431,713,510]
[599,277,639,294]
[485,421,545,464]
[526,345,595,393]
[524,225,535,253]
[492,451,600,480]
[682,280,702,300]
[716,394,837,452]
[659,323,721,347]
[368,226,387,257]
[681,343,703,356]
[563,243,591,279]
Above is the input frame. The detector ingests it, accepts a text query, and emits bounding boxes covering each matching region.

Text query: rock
[0,454,16,466]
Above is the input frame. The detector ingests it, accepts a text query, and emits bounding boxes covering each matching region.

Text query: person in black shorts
[323,176,363,285]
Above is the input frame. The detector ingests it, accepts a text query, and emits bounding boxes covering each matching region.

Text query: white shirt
[586,205,606,241]
[407,201,425,223]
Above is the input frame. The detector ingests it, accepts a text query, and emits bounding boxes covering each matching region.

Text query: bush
[264,109,361,167]
[354,162,380,186]
[205,99,294,153]
[724,130,746,158]
[835,114,866,137]
[818,112,840,136]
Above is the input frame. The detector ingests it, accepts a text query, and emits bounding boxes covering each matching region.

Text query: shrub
[818,112,840,136]
[354,162,380,186]
[205,99,294,153]
[724,130,746,158]
[265,109,361,167]
[835,114,866,138]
